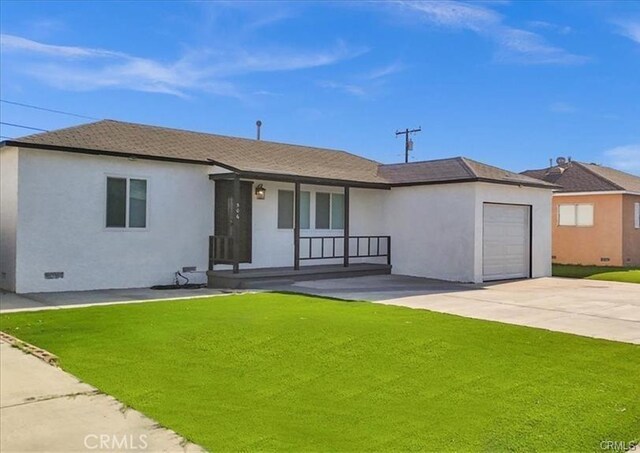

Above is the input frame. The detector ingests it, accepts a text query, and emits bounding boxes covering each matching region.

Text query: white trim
[554,190,640,196]
[635,202,640,229]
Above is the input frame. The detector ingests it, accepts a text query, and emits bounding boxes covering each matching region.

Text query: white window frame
[315,192,345,230]
[557,203,594,227]
[635,202,640,229]
[104,175,149,231]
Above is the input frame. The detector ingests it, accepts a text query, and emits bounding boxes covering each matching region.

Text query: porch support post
[343,185,350,267]
[294,181,301,271]
[232,174,240,274]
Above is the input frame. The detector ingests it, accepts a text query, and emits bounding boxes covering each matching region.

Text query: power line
[0,99,99,120]
[0,121,49,132]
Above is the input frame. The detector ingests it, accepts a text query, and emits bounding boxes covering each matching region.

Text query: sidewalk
[0,342,203,452]
[0,287,228,313]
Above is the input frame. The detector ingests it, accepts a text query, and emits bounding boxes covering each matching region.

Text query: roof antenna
[256,120,262,140]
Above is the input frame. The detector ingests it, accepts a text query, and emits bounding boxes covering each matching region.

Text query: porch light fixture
[255,184,266,200]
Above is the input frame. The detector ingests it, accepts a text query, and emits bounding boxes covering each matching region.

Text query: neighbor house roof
[521,161,640,193]
[2,119,554,189]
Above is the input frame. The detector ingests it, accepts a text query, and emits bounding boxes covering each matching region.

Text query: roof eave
[208,167,390,190]
[5,140,211,166]
[388,177,558,189]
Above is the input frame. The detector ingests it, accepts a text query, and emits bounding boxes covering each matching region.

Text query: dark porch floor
[207,263,391,289]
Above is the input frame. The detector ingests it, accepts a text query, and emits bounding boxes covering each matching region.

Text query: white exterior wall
[473,182,552,282]
[384,182,552,283]
[6,147,552,292]
[385,183,478,282]
[0,147,19,291]
[14,149,213,293]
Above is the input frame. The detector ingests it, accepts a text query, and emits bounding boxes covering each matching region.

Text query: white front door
[482,203,530,281]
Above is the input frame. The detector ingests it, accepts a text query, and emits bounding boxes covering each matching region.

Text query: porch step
[207,263,391,289]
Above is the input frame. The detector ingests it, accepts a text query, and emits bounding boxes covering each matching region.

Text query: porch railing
[209,234,391,271]
[300,235,391,265]
[209,235,234,269]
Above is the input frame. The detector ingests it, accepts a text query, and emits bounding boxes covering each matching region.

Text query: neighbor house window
[315,192,344,229]
[277,190,310,229]
[106,177,147,228]
[558,203,593,227]
[635,202,640,229]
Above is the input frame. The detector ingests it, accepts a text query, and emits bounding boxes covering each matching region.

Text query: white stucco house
[0,120,555,293]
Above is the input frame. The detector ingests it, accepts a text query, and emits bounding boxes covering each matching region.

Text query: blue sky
[1,1,639,174]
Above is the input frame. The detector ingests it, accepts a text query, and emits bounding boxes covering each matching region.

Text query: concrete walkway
[278,276,640,344]
[0,287,227,313]
[0,342,203,452]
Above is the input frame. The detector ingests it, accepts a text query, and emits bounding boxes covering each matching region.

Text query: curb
[0,331,59,366]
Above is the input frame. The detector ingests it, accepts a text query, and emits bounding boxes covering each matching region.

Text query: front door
[215,180,253,263]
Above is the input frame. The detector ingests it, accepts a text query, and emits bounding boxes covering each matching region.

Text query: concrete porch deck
[207,262,392,289]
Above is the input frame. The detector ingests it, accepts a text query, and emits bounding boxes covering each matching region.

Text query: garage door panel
[483,203,530,281]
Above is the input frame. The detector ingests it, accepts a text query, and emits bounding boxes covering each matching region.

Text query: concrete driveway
[275,276,640,344]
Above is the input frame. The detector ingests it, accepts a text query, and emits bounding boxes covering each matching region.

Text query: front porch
[207,169,392,289]
[208,233,392,288]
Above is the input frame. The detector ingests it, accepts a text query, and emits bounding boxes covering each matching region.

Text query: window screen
[278,190,294,229]
[635,203,640,229]
[106,177,127,227]
[576,204,594,226]
[331,193,344,229]
[315,193,330,229]
[129,179,147,228]
[300,191,310,229]
[558,204,576,226]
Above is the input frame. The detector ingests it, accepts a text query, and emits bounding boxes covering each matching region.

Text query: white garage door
[483,203,530,281]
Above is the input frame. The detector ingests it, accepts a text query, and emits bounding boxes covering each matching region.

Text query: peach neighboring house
[522,158,640,267]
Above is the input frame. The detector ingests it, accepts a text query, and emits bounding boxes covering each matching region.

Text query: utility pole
[395,127,421,163]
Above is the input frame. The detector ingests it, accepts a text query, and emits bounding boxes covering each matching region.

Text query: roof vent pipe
[256,120,262,140]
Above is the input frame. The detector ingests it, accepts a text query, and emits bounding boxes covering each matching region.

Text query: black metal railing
[300,235,391,265]
[209,235,233,269]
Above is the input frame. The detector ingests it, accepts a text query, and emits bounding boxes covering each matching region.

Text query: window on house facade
[106,177,147,228]
[635,202,640,229]
[315,192,344,229]
[558,203,593,227]
[277,190,310,229]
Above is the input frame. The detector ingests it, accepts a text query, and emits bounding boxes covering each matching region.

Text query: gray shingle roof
[522,161,640,193]
[580,163,640,193]
[379,157,555,188]
[3,119,554,189]
[9,119,385,185]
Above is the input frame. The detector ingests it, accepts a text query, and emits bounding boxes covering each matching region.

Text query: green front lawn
[553,264,640,283]
[1,293,639,451]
